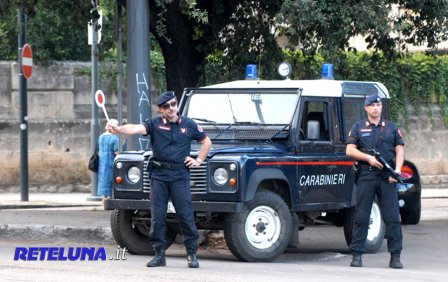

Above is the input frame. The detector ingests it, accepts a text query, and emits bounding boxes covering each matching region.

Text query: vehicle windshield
[184,92,299,125]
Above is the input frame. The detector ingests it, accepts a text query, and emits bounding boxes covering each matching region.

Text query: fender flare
[244,168,289,202]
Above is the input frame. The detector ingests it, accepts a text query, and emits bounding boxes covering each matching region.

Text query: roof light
[245,64,258,80]
[321,63,334,80]
[278,62,292,79]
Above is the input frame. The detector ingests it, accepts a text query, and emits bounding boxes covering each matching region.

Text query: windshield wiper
[233,121,261,125]
[191,117,217,124]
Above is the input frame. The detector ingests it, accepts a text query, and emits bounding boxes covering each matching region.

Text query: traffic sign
[95,90,110,121]
[21,44,33,79]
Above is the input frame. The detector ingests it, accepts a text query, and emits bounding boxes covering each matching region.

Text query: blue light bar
[245,64,258,79]
[321,63,334,80]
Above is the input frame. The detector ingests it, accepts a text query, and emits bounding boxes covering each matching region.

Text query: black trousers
[350,172,403,255]
[149,178,199,255]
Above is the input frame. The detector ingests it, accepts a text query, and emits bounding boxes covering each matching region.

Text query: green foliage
[204,1,284,84]
[205,51,448,125]
[0,0,116,64]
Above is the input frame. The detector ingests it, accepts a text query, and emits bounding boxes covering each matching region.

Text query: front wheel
[110,209,177,255]
[343,200,385,253]
[224,190,292,262]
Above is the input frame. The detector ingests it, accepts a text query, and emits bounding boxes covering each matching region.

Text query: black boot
[350,253,362,267]
[389,254,403,269]
[187,254,199,268]
[146,250,166,267]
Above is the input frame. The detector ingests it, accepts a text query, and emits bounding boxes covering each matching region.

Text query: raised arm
[106,119,147,135]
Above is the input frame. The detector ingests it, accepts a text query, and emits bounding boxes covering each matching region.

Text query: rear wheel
[224,190,292,262]
[110,209,177,255]
[343,200,385,253]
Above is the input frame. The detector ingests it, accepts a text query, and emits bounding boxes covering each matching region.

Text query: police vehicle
[104,63,421,262]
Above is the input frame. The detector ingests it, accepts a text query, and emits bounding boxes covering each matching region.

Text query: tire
[110,209,177,255]
[400,197,421,225]
[224,190,292,262]
[343,200,385,254]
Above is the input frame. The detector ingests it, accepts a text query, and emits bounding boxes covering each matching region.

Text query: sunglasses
[161,100,177,110]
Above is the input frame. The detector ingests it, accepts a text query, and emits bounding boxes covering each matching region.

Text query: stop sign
[21,44,33,79]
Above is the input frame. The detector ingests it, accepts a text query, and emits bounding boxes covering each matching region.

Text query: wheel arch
[245,168,292,207]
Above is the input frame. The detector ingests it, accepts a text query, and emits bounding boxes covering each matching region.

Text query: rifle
[358,139,404,183]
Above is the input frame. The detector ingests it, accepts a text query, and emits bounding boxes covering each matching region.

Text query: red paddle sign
[95,90,109,121]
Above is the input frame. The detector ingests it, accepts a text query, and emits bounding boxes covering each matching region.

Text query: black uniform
[142,116,207,254]
[347,118,404,255]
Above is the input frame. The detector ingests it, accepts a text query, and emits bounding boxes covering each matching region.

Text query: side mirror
[307,120,320,140]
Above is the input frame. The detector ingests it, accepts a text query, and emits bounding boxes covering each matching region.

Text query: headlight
[127,166,141,183]
[213,168,228,185]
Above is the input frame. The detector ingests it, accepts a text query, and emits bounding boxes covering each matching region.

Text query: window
[342,98,365,140]
[300,101,329,141]
[186,92,299,125]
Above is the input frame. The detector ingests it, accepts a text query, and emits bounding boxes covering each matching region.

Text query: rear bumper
[104,198,243,213]
[397,183,421,210]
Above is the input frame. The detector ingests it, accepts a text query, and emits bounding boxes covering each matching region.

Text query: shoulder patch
[398,128,403,137]
[198,124,204,132]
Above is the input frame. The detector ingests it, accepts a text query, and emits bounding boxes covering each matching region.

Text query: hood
[191,142,288,157]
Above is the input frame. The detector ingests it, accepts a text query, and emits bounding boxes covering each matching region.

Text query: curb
[0,224,216,248]
[0,224,114,244]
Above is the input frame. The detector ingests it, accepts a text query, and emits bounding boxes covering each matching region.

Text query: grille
[202,124,289,140]
[142,156,208,194]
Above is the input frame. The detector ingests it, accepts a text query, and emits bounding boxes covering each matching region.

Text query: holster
[353,162,360,184]
[147,157,153,179]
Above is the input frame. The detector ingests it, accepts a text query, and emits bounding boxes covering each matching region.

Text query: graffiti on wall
[135,72,150,150]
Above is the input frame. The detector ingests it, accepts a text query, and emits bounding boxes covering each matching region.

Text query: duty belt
[152,160,186,170]
[358,164,383,172]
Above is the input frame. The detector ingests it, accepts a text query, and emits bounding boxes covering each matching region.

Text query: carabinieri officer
[106,91,212,268]
[346,93,405,269]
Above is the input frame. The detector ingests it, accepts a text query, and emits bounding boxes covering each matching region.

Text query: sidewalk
[0,193,102,209]
[1,188,447,209]
[0,189,447,245]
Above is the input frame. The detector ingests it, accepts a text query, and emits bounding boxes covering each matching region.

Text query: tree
[0,0,116,63]
[278,0,448,59]
[2,0,447,96]
[146,0,283,97]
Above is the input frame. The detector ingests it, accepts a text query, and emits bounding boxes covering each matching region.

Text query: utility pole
[126,0,151,150]
[88,0,101,201]
[18,2,28,201]
[116,0,124,151]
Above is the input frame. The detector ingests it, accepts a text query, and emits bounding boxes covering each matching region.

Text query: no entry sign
[21,44,33,79]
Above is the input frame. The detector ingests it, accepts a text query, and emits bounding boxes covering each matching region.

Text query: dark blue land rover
[104,73,421,262]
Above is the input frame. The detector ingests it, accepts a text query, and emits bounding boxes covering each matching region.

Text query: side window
[300,101,329,141]
[342,98,365,140]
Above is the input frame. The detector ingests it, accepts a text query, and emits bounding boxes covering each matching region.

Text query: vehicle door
[296,98,353,210]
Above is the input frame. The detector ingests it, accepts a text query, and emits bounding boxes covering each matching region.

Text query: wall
[0,61,159,192]
[0,61,447,192]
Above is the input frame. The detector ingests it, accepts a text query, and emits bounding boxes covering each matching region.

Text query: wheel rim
[367,202,382,241]
[131,211,150,238]
[244,205,281,249]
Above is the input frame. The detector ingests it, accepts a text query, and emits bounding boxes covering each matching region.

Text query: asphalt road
[1,198,448,281]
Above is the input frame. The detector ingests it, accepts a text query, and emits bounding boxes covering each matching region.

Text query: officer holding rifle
[346,94,405,269]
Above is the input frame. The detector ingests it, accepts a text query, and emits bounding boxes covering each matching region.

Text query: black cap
[364,94,381,106]
[156,91,176,107]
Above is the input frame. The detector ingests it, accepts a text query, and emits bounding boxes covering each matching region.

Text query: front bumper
[104,198,243,213]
